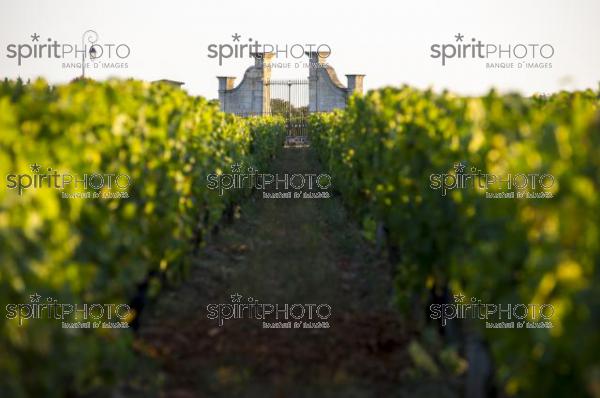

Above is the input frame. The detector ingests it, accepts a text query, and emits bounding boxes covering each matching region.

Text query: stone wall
[306,51,364,112]
[217,53,273,115]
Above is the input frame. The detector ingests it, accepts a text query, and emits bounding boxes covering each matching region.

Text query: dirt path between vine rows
[122,146,461,398]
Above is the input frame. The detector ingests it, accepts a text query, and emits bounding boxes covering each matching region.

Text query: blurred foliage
[0,78,285,397]
[309,86,600,397]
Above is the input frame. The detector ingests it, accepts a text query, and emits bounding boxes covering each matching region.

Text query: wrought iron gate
[265,79,309,143]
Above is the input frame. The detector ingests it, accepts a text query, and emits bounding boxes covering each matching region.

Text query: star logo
[231,162,242,173]
[230,293,242,303]
[29,293,41,303]
[454,33,464,42]
[31,33,40,42]
[232,33,241,42]
[30,163,41,173]
[453,293,465,303]
[454,162,466,173]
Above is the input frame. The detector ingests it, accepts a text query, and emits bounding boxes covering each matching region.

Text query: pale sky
[1,0,599,98]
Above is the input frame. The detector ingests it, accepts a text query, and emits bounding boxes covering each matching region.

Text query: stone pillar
[306,51,329,112]
[346,74,365,95]
[252,51,274,76]
[217,76,236,112]
[252,52,274,115]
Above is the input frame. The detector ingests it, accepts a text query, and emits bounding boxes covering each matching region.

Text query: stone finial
[251,51,275,67]
[305,51,331,66]
[346,74,365,94]
[217,76,236,91]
